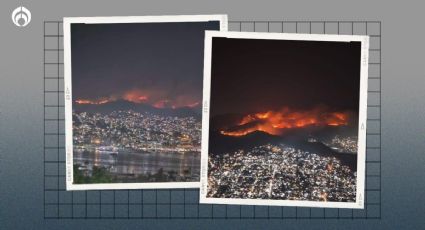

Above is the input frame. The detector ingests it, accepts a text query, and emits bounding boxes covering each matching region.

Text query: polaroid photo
[200,31,369,209]
[64,15,228,190]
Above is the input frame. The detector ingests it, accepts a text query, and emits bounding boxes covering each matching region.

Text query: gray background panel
[0,0,424,229]
[41,20,381,221]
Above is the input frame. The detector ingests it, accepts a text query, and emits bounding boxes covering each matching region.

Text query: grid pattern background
[44,20,381,219]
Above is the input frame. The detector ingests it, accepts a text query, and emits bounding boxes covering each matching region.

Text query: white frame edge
[199,31,369,209]
[64,14,228,191]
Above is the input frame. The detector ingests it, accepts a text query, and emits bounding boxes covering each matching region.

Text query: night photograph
[206,35,364,204]
[70,20,221,185]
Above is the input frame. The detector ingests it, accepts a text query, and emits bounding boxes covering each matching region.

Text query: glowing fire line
[75,92,200,109]
[221,108,349,136]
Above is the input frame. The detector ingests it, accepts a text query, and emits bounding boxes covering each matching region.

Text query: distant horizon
[71,21,220,110]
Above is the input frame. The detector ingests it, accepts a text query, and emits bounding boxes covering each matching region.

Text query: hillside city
[207,144,357,202]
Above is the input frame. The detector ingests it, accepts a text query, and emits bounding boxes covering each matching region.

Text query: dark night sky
[209,37,362,116]
[71,21,219,108]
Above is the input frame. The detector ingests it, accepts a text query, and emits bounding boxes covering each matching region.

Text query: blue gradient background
[1,0,424,229]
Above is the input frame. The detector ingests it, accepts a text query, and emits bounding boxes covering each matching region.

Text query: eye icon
[12,6,31,27]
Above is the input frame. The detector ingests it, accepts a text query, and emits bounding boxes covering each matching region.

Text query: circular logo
[12,6,31,27]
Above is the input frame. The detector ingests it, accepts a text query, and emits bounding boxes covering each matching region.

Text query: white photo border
[64,15,228,191]
[200,31,369,209]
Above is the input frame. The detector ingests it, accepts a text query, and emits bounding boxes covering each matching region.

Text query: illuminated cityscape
[69,21,221,184]
[205,34,362,204]
[73,111,201,152]
[207,144,356,202]
[323,135,358,153]
[73,110,201,183]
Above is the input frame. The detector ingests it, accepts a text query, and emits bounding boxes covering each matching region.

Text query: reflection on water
[73,150,200,181]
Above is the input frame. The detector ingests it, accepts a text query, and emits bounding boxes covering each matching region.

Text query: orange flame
[153,99,169,109]
[122,90,149,103]
[75,89,200,109]
[221,107,349,136]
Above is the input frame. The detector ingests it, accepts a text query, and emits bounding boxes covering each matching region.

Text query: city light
[207,144,356,202]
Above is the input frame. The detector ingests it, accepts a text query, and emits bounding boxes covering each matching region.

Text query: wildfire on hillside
[75,89,200,109]
[220,107,349,137]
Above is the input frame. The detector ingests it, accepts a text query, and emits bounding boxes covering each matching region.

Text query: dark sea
[73,150,200,179]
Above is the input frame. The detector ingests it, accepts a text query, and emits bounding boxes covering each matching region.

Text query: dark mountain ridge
[209,127,357,170]
[73,99,201,118]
